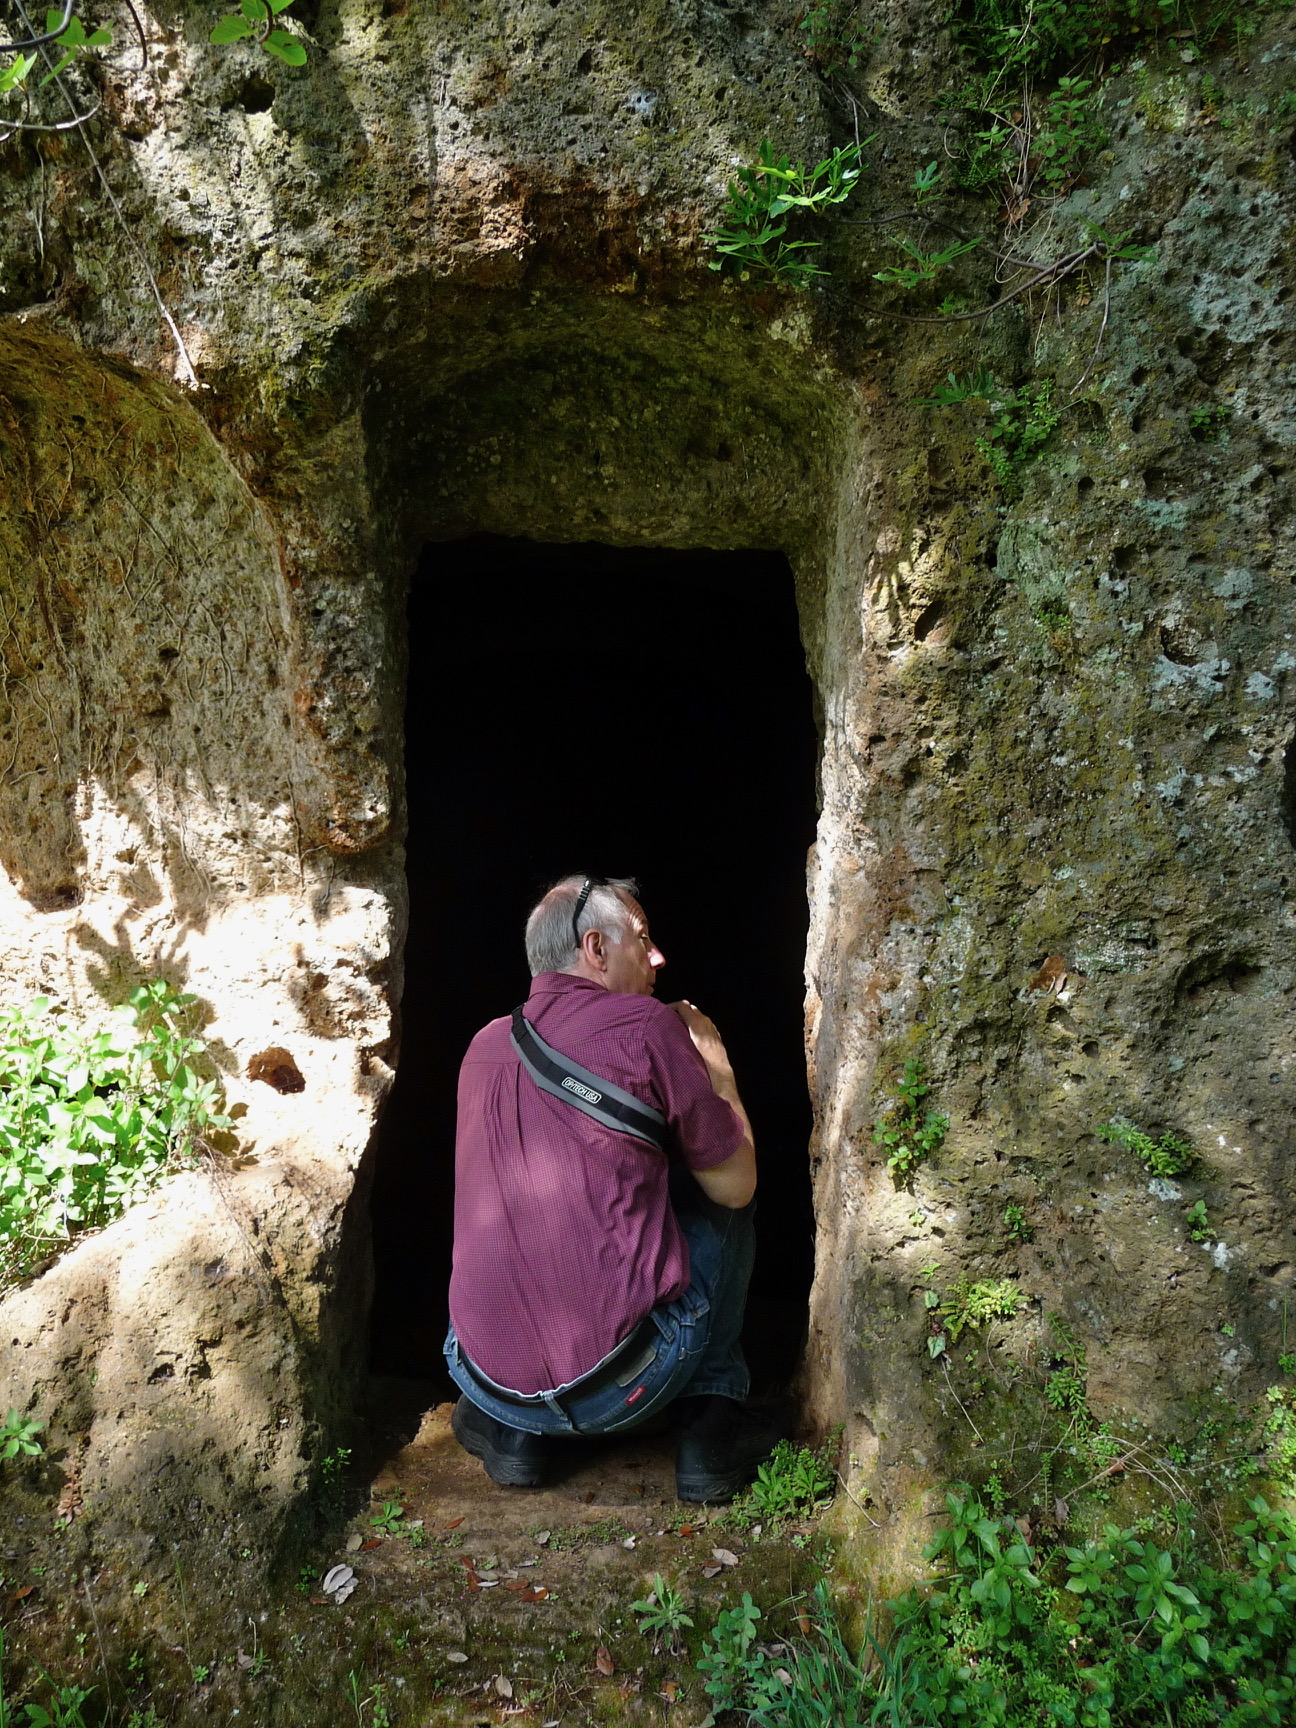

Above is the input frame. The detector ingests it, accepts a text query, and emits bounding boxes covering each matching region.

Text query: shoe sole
[451,1401,545,1488]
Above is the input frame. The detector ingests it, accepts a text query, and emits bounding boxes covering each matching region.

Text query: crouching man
[444,873,782,1502]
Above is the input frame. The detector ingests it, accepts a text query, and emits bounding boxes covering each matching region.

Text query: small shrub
[798,0,876,70]
[1186,1198,1211,1241]
[0,981,230,1293]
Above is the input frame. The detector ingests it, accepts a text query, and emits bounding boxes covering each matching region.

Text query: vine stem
[16,0,199,388]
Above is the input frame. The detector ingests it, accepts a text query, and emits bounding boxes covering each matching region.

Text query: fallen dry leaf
[236,1652,255,1671]
[774,1668,793,1685]
[444,1516,465,1531]
[493,1676,513,1698]
[595,1646,615,1677]
[702,1565,722,1579]
[795,1611,813,1636]
[677,1524,699,1538]
[9,1585,34,1603]
[661,1680,679,1702]
[360,1539,382,1552]
[534,1529,551,1545]
[584,1491,596,1504]
[345,1532,363,1553]
[1028,954,1068,994]
[517,1584,549,1602]
[308,1596,331,1606]
[711,1548,739,1567]
[446,1650,469,1664]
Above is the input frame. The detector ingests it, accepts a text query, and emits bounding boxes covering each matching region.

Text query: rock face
[0,0,1294,1575]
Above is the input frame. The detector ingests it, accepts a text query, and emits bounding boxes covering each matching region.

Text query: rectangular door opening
[369,536,819,1400]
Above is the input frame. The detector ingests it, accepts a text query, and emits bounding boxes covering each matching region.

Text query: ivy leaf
[263,28,306,62]
[210,14,254,40]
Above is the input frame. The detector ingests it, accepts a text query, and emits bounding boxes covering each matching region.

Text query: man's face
[603,893,665,995]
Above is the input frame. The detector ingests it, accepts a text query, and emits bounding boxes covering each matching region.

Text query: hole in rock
[369,537,819,1407]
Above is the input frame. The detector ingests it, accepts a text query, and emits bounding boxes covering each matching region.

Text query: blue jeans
[444,1171,755,1436]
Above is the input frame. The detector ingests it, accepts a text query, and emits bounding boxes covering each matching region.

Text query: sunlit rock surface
[0,0,1293,1591]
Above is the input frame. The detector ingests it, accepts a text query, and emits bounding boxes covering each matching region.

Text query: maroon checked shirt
[448,971,745,1395]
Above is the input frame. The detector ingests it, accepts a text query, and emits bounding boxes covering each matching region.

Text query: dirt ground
[320,1382,823,1726]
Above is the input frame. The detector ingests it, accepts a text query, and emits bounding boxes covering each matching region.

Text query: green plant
[370,1500,404,1534]
[916,369,1059,488]
[729,1439,837,1529]
[1097,1116,1194,1176]
[1186,1198,1211,1241]
[1190,402,1232,440]
[0,7,111,110]
[698,1592,771,1715]
[872,234,980,290]
[709,139,868,285]
[938,1274,1023,1345]
[869,1482,1296,1725]
[872,1060,948,1183]
[798,0,876,70]
[1035,75,1107,185]
[21,1679,94,1728]
[629,1574,694,1655]
[0,1410,42,1461]
[0,982,231,1293]
[210,0,307,65]
[1003,1203,1033,1240]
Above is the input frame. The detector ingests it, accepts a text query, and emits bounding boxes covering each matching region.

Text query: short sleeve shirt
[448,972,745,1394]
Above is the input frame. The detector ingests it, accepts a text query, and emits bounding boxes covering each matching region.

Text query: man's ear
[585,928,607,968]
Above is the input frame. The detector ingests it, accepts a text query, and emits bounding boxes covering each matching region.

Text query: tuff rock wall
[0,0,1293,1585]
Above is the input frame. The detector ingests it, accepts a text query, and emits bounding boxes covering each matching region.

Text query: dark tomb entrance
[369,537,818,1402]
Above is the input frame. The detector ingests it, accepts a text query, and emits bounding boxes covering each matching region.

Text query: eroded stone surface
[0,0,1293,1609]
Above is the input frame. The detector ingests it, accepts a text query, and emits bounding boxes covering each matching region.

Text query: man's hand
[670,1000,756,1209]
[670,999,736,1082]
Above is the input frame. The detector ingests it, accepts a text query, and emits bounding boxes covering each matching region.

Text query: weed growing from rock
[708,140,868,286]
[872,1059,948,1184]
[1098,1116,1195,1176]
[725,1439,838,1533]
[0,1408,42,1461]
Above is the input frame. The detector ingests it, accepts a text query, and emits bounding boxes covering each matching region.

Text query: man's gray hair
[525,874,639,977]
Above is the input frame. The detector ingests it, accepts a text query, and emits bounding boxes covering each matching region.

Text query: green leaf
[210,14,254,40]
[240,0,268,17]
[263,29,306,62]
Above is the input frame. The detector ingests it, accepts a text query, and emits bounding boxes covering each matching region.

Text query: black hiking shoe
[674,1395,787,1504]
[451,1396,547,1488]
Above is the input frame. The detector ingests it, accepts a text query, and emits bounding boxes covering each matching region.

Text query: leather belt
[457,1314,661,1410]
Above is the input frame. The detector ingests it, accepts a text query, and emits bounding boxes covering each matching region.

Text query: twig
[942,1359,987,1448]
[0,0,73,51]
[1066,251,1113,401]
[0,101,102,136]
[859,243,1099,324]
[836,1469,881,1528]
[119,0,147,72]
[82,1576,115,1707]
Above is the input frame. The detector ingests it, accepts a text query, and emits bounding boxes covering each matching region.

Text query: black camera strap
[510,1007,668,1153]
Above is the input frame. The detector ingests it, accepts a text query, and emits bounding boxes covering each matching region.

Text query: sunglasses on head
[571,873,610,950]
